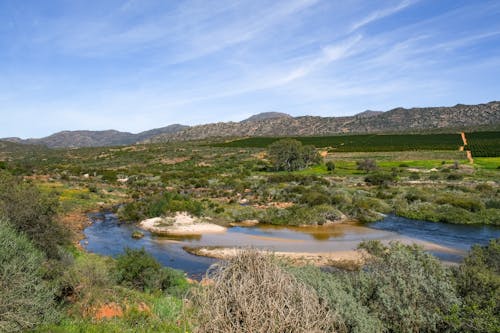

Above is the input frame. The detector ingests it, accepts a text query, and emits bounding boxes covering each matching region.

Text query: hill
[3,124,188,148]
[241,112,292,122]
[148,101,500,142]
[2,101,499,147]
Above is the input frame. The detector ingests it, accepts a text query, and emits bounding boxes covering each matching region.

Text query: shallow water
[82,212,500,277]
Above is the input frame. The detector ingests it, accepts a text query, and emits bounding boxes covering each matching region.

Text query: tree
[356,159,377,172]
[267,139,321,171]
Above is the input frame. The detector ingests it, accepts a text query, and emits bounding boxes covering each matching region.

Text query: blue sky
[1,0,499,138]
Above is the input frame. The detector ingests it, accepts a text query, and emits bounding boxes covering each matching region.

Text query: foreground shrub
[355,241,460,332]
[0,221,58,332]
[193,250,340,332]
[453,239,500,333]
[114,248,188,296]
[0,171,68,258]
[289,266,383,333]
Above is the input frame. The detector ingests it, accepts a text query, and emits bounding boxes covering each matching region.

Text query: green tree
[267,139,321,171]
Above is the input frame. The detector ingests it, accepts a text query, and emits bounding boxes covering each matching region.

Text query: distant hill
[3,124,188,148]
[241,112,292,122]
[354,110,384,118]
[148,101,500,142]
[3,101,499,147]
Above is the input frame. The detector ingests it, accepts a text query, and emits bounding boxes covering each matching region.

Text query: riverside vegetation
[0,131,499,332]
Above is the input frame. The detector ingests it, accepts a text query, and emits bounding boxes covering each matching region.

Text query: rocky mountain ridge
[2,124,188,148]
[2,101,499,147]
[148,101,500,142]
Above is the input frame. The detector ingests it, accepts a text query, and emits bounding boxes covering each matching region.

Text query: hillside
[3,101,499,147]
[3,124,188,148]
[148,101,500,142]
[241,112,292,122]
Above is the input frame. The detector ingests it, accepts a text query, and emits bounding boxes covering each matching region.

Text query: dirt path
[460,132,468,146]
[461,132,474,164]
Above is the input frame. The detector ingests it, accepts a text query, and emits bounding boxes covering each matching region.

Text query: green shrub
[409,172,420,180]
[447,173,463,180]
[353,241,460,332]
[0,171,68,259]
[326,161,336,171]
[114,248,188,296]
[364,172,396,186]
[435,193,485,212]
[0,221,58,332]
[289,265,383,333]
[453,239,500,333]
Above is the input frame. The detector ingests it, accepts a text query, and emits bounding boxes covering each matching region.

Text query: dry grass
[192,249,342,333]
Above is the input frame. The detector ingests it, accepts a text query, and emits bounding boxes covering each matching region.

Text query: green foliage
[114,248,188,296]
[453,239,500,332]
[267,138,321,171]
[364,171,396,186]
[118,191,203,221]
[353,241,460,332]
[289,265,384,333]
[326,160,336,171]
[0,170,69,258]
[0,221,58,332]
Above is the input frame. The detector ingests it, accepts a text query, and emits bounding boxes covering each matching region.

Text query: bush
[352,241,460,332]
[453,239,500,332]
[192,250,340,332]
[114,248,188,296]
[289,265,383,333]
[0,171,68,259]
[57,254,113,303]
[356,159,377,172]
[326,161,336,171]
[0,221,58,332]
[364,172,396,186]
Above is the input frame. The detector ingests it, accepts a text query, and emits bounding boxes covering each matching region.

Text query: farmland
[216,133,464,151]
[465,131,500,157]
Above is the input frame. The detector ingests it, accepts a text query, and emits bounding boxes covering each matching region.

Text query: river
[81,212,500,279]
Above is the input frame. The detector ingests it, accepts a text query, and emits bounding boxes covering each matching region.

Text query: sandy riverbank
[139,212,227,236]
[184,246,367,269]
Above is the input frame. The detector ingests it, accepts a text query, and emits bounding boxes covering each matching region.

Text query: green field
[466,131,500,157]
[216,133,464,151]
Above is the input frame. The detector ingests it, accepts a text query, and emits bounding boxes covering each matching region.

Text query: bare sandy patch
[184,246,366,269]
[139,212,226,236]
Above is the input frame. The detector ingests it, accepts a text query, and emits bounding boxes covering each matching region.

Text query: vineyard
[465,131,500,157]
[217,133,464,152]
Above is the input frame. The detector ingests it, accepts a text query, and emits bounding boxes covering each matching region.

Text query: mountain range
[2,101,499,148]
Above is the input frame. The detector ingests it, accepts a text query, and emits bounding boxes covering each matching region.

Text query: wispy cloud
[350,0,419,32]
[1,0,499,137]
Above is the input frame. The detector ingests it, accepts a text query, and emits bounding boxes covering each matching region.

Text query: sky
[1,0,499,138]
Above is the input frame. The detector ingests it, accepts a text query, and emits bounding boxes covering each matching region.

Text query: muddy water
[82,212,500,278]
